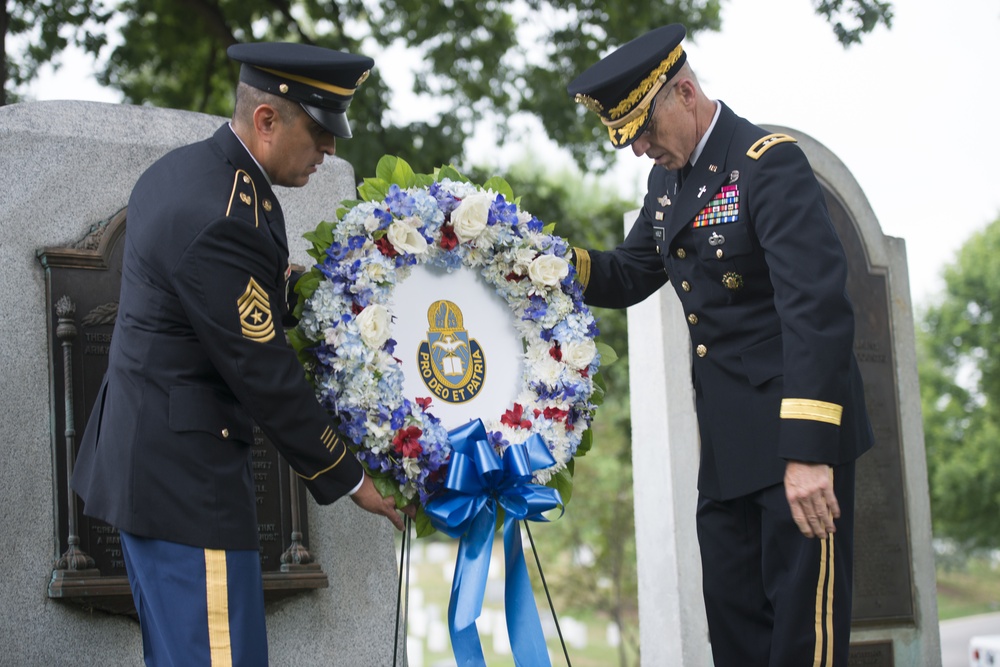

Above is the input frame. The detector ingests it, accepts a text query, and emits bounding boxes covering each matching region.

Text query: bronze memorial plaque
[39,209,327,615]
[822,185,915,626]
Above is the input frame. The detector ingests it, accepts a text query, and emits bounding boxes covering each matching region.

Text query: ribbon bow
[424,419,563,666]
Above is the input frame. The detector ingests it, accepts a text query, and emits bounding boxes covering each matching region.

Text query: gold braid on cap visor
[602,44,684,145]
[257,66,359,96]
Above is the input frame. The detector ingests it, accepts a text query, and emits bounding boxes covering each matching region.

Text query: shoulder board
[226,169,259,228]
[746,133,797,160]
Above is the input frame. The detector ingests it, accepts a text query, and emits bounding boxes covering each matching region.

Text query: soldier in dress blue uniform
[71,42,405,666]
[567,25,874,666]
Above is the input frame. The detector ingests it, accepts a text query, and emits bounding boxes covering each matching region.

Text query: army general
[567,25,874,667]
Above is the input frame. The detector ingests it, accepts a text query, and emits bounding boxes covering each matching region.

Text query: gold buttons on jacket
[696,344,707,357]
[688,314,699,325]
[676,248,687,259]
[681,281,691,292]
[221,428,230,439]
[263,199,273,212]
[242,174,251,184]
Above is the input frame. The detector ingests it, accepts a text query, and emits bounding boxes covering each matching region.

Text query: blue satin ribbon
[424,419,563,666]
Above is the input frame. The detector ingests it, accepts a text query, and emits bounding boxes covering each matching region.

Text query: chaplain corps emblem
[417,300,486,403]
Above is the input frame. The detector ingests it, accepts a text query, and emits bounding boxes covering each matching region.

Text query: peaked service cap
[227,42,374,139]
[567,25,687,149]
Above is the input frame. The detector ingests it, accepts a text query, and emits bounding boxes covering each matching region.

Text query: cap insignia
[608,44,683,120]
[355,69,371,87]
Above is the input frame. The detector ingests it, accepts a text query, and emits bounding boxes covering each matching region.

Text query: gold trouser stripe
[780,398,843,426]
[297,446,347,481]
[205,549,233,667]
[813,533,835,666]
[573,247,592,292]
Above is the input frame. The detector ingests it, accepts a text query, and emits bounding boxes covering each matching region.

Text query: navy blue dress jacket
[72,124,363,550]
[576,103,873,500]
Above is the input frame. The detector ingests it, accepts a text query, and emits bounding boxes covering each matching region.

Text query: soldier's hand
[350,474,406,531]
[784,461,839,539]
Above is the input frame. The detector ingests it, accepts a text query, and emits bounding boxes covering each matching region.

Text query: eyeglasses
[638,84,676,142]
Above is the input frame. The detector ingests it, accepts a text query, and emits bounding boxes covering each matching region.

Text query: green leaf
[482,176,514,201]
[590,371,607,407]
[372,475,400,500]
[436,165,467,183]
[390,157,417,188]
[414,509,437,538]
[542,222,558,235]
[375,155,399,183]
[302,220,335,255]
[577,428,593,457]
[358,177,388,203]
[596,341,619,366]
[548,467,574,506]
[293,269,321,303]
[414,173,436,188]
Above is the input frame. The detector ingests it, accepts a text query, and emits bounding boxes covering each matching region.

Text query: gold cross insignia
[237,277,275,342]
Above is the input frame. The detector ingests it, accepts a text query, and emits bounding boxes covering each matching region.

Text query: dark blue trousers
[120,531,268,667]
[697,462,856,667]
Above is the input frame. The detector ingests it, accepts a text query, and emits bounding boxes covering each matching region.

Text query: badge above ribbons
[392,264,523,430]
[417,300,487,404]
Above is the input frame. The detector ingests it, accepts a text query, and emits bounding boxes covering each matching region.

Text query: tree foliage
[918,216,1000,550]
[4,0,892,176]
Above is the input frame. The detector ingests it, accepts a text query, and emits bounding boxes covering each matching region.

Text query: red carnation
[501,403,532,429]
[393,425,423,458]
[415,396,432,410]
[440,224,458,251]
[375,236,398,257]
[543,406,569,422]
[548,343,562,361]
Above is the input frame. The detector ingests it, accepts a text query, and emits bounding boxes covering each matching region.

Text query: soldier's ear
[252,104,280,137]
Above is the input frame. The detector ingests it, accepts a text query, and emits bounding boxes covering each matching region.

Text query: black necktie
[678,163,692,189]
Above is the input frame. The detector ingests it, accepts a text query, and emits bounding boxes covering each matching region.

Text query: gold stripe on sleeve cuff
[780,398,843,426]
[573,247,592,292]
[296,447,348,481]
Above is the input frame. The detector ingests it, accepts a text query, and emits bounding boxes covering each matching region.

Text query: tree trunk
[1,0,8,106]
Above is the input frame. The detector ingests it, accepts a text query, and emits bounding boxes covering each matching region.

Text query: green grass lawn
[936,556,1000,621]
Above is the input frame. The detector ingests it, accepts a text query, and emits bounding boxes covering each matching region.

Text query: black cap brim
[302,104,352,139]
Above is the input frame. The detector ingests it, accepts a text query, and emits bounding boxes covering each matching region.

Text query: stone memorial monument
[0,101,404,665]
[628,126,941,666]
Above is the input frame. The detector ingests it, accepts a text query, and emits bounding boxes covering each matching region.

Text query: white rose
[531,355,564,385]
[528,254,569,287]
[561,339,598,370]
[387,217,428,255]
[451,192,493,242]
[356,304,392,349]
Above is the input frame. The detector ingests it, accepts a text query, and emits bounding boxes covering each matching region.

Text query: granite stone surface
[0,101,403,666]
